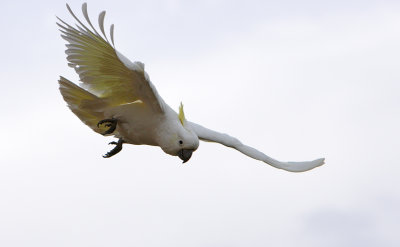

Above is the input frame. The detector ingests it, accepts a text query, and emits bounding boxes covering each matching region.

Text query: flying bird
[57,3,325,172]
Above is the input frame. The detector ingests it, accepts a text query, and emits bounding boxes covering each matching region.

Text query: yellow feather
[59,76,106,134]
[179,102,185,125]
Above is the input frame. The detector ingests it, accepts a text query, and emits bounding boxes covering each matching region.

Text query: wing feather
[189,122,325,172]
[57,3,164,112]
[110,24,115,46]
[98,11,109,43]
[81,3,100,37]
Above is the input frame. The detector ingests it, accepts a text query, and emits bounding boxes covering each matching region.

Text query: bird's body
[57,3,325,172]
[111,103,199,154]
[108,102,161,146]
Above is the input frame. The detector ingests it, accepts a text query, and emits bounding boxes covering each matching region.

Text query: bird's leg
[103,139,125,158]
[97,118,118,135]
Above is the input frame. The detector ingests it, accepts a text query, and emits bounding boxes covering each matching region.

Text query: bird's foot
[103,139,124,158]
[97,118,118,135]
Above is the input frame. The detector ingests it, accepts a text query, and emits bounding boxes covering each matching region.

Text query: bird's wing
[189,122,325,172]
[57,3,165,113]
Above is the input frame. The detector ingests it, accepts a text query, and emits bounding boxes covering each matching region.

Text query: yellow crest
[179,102,186,125]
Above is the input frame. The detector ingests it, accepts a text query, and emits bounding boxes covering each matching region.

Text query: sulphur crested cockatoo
[57,3,325,172]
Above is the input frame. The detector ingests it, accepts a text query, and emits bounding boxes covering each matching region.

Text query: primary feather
[57,3,164,112]
[189,122,325,172]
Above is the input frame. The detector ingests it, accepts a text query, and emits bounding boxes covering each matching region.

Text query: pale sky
[1,0,400,246]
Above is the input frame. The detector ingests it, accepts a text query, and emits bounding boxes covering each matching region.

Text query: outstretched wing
[57,3,165,112]
[189,122,325,172]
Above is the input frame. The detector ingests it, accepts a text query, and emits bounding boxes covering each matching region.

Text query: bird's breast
[108,103,161,146]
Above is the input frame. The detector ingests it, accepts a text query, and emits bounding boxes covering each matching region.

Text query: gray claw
[97,118,118,135]
[103,139,124,158]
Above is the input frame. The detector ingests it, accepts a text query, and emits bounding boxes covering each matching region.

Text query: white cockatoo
[57,3,325,172]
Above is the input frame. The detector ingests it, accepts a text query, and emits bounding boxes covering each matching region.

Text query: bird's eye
[179,140,183,145]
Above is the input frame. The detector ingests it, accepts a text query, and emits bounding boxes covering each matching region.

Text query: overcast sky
[1,0,400,246]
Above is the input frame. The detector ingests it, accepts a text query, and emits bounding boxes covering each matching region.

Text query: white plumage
[58,3,325,172]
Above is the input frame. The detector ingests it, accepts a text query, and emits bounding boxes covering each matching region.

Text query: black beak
[178,149,193,163]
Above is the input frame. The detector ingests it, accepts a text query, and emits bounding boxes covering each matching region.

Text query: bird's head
[175,129,199,163]
[159,103,199,163]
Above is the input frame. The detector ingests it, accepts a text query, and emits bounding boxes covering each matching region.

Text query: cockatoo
[57,3,325,172]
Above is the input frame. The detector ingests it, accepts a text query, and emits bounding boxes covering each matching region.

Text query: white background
[1,0,399,246]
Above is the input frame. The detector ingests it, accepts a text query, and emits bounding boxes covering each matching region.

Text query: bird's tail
[58,76,107,134]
